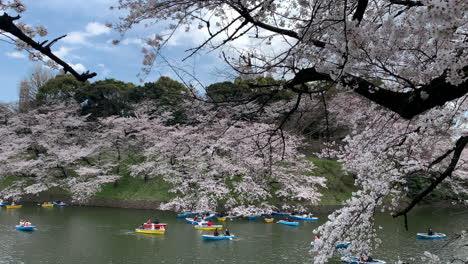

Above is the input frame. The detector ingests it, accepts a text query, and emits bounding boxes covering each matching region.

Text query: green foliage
[405,174,466,201]
[36,74,87,101]
[75,79,135,118]
[206,76,294,103]
[131,76,189,105]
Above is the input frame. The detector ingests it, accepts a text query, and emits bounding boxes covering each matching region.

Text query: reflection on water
[0,205,466,263]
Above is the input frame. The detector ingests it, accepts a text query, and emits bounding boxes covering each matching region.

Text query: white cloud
[5,51,26,59]
[70,63,87,73]
[86,22,111,36]
[121,38,143,46]
[63,22,111,45]
[54,46,73,58]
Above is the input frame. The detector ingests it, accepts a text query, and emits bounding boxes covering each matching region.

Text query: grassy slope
[94,157,357,206]
[1,155,356,205]
[308,157,357,205]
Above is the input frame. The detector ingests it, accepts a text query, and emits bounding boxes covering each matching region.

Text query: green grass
[95,175,174,201]
[308,157,357,205]
[0,176,21,191]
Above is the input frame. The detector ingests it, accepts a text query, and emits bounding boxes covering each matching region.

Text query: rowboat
[246,216,259,220]
[16,225,36,231]
[202,235,235,240]
[271,212,290,216]
[177,212,197,218]
[135,228,165,235]
[186,218,208,225]
[41,204,54,208]
[53,202,67,207]
[204,214,216,220]
[311,241,350,248]
[217,217,227,221]
[264,218,274,223]
[341,256,386,264]
[0,201,8,206]
[416,233,446,239]
[277,220,299,226]
[194,225,223,231]
[143,223,167,229]
[290,215,318,221]
[6,205,22,209]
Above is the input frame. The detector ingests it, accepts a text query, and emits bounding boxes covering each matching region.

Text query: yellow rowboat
[135,228,165,235]
[41,204,54,208]
[217,217,227,222]
[264,218,274,223]
[6,205,22,209]
[194,225,223,231]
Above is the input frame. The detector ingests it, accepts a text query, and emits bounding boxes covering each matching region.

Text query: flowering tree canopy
[1,1,467,263]
[112,0,467,119]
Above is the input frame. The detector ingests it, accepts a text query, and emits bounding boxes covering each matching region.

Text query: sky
[0,0,232,102]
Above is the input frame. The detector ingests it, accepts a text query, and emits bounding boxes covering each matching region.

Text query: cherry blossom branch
[393,135,468,218]
[389,0,424,7]
[285,66,468,119]
[0,12,97,82]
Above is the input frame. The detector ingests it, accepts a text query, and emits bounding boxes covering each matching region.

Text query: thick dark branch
[393,136,468,218]
[352,0,369,23]
[285,66,468,119]
[228,3,326,48]
[0,13,96,82]
[389,0,424,7]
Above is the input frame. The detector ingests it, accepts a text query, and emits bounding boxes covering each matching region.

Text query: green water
[0,205,466,263]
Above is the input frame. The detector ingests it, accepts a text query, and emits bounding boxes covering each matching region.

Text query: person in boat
[19,220,25,226]
[151,219,160,224]
[24,220,30,227]
[285,217,291,222]
[427,228,434,236]
[139,223,145,229]
[360,254,373,262]
[207,221,212,227]
[225,229,230,236]
[146,219,152,224]
[213,228,220,236]
[193,216,198,221]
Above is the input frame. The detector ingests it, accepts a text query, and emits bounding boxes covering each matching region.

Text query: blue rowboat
[271,212,290,216]
[416,233,446,239]
[246,216,259,220]
[311,241,350,248]
[177,212,197,218]
[0,201,8,206]
[290,215,318,221]
[202,235,235,240]
[341,256,386,264]
[204,214,216,220]
[186,218,211,225]
[185,218,200,224]
[277,220,299,226]
[53,202,67,207]
[336,242,351,248]
[16,225,36,231]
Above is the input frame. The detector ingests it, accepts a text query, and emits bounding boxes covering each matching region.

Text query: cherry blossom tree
[103,101,326,213]
[0,101,119,202]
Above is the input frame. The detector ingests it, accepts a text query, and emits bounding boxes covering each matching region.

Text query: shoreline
[17,195,467,214]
